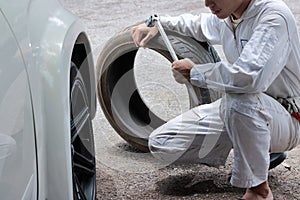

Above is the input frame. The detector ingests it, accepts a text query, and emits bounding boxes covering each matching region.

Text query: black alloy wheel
[70,63,96,200]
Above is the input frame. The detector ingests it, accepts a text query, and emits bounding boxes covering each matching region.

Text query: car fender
[26,1,96,199]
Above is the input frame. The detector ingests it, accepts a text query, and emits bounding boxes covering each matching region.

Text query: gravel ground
[62,0,300,199]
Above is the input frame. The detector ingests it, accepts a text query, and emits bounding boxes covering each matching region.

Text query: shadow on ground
[116,142,145,153]
[156,172,244,197]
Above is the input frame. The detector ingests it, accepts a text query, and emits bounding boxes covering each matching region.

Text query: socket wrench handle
[146,14,199,106]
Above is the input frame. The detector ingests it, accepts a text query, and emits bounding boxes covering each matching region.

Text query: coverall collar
[225,0,263,25]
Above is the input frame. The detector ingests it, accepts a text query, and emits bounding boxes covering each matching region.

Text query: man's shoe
[269,152,287,170]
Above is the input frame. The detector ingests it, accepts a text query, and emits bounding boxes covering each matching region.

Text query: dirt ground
[62,0,300,199]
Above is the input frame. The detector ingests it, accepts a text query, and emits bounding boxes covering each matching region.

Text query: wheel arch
[28,6,96,199]
[44,25,96,200]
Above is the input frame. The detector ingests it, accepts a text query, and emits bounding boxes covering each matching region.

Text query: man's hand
[131,23,158,47]
[172,58,195,84]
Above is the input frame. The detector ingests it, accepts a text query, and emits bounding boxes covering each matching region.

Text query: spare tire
[96,24,220,152]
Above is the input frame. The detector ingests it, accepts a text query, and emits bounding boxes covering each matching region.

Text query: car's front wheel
[70,63,96,200]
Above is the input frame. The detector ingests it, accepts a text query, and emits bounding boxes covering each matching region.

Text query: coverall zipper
[225,19,244,55]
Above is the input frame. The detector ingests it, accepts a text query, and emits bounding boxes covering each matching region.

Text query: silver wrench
[146,14,200,106]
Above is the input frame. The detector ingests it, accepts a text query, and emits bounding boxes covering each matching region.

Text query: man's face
[205,0,250,19]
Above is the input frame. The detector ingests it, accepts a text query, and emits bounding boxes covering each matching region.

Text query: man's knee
[148,131,187,165]
[148,120,197,165]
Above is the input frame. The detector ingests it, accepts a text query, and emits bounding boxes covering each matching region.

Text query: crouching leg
[148,99,232,167]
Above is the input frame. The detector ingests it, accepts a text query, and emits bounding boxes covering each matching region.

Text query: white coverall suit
[148,0,300,188]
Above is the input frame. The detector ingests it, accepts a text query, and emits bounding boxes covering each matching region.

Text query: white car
[0,0,97,199]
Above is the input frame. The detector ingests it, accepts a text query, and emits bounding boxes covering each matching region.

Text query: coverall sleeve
[190,14,291,93]
[160,13,222,44]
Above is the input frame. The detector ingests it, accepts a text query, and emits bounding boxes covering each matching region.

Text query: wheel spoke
[74,174,88,200]
[71,87,80,110]
[74,162,95,177]
[71,107,90,142]
[73,149,95,170]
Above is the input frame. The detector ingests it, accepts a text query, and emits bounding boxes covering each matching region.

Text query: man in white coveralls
[131,0,300,199]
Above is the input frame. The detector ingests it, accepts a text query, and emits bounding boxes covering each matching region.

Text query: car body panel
[0,0,96,199]
[0,9,37,199]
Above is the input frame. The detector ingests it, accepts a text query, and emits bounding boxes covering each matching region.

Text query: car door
[0,8,37,200]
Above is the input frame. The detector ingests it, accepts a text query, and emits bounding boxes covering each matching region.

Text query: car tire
[70,63,96,200]
[96,24,221,152]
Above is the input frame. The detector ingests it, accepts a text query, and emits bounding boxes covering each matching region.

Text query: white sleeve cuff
[190,63,215,87]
